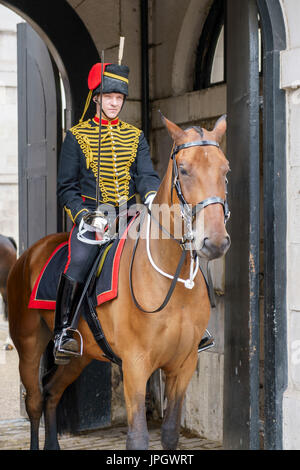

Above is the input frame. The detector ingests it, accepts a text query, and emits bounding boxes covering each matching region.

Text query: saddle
[29,217,138,366]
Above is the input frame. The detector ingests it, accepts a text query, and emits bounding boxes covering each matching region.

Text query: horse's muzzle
[198,235,231,260]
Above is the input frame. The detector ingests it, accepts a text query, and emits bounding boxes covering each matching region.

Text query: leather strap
[174,140,220,153]
[85,294,122,366]
[129,211,187,313]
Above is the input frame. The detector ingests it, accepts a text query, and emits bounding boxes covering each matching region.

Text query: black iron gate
[224,0,287,450]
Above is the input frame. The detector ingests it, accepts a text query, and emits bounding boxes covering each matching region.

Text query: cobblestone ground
[0,419,222,450]
[0,309,222,451]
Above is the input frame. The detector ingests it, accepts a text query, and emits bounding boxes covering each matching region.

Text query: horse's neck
[139,162,190,278]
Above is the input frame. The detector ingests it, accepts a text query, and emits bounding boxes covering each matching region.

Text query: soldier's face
[96,93,124,119]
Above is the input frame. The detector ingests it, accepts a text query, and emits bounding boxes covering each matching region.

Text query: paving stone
[0,418,223,450]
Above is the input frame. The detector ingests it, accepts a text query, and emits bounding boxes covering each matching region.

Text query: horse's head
[161,114,231,260]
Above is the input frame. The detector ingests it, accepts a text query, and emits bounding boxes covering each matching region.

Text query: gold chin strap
[79,89,93,123]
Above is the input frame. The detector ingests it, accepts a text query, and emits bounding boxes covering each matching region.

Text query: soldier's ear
[159,110,186,145]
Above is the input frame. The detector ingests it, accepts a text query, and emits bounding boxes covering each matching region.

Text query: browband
[174,140,220,154]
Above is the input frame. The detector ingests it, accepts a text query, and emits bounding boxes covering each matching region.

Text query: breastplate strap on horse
[129,139,231,314]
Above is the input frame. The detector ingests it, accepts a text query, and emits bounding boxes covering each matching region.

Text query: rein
[129,138,230,313]
[129,209,189,313]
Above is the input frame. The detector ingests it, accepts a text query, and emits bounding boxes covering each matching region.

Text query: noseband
[171,140,230,223]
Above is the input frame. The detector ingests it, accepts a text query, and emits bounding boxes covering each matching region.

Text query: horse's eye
[179,166,188,176]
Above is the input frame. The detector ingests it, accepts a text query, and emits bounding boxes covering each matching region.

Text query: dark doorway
[224,0,287,450]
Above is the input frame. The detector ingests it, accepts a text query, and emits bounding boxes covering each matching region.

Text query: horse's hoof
[44,443,60,450]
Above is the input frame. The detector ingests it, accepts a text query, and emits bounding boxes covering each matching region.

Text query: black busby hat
[79,62,129,122]
[92,64,129,97]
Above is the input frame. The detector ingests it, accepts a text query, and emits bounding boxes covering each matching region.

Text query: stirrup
[198,329,215,353]
[55,328,83,357]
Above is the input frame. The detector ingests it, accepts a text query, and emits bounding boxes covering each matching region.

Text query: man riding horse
[54,62,161,364]
[54,61,214,365]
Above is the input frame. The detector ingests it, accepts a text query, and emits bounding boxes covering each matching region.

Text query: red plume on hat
[79,62,111,123]
[88,62,111,90]
[79,61,129,123]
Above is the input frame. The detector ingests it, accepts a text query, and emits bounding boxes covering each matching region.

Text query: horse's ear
[159,110,186,144]
[213,114,227,142]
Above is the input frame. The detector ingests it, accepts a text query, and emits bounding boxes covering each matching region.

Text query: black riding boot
[53,273,83,365]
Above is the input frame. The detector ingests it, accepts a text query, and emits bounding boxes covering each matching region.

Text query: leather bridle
[171,140,230,224]
[129,137,231,313]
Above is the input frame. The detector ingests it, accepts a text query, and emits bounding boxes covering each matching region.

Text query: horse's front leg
[122,360,150,450]
[161,352,198,450]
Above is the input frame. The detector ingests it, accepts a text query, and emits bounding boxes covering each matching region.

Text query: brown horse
[0,234,17,321]
[7,115,230,450]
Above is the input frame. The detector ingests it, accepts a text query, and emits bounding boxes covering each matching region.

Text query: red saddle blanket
[28,217,135,310]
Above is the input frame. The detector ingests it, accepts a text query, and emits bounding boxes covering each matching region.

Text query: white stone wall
[0,5,24,249]
[280,0,300,451]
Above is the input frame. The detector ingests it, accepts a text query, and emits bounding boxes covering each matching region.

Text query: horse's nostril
[202,235,230,259]
[223,236,231,249]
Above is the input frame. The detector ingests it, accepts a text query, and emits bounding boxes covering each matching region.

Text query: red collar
[93,116,119,126]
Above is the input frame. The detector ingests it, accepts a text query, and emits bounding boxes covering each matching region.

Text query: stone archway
[0,0,99,124]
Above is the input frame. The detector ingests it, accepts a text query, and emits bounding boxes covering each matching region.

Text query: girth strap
[84,294,122,366]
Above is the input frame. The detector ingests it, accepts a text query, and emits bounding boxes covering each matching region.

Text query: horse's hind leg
[43,355,91,450]
[16,318,52,450]
[161,353,198,450]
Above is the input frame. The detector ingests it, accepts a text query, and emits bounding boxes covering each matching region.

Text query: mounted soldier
[53,60,160,364]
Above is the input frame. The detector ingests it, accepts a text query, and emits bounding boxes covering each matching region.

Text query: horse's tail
[6,250,32,346]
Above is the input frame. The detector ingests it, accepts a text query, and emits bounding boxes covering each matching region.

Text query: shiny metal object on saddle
[77,210,112,245]
[198,329,215,353]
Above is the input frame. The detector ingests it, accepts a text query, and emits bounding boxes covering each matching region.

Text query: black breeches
[64,225,99,283]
